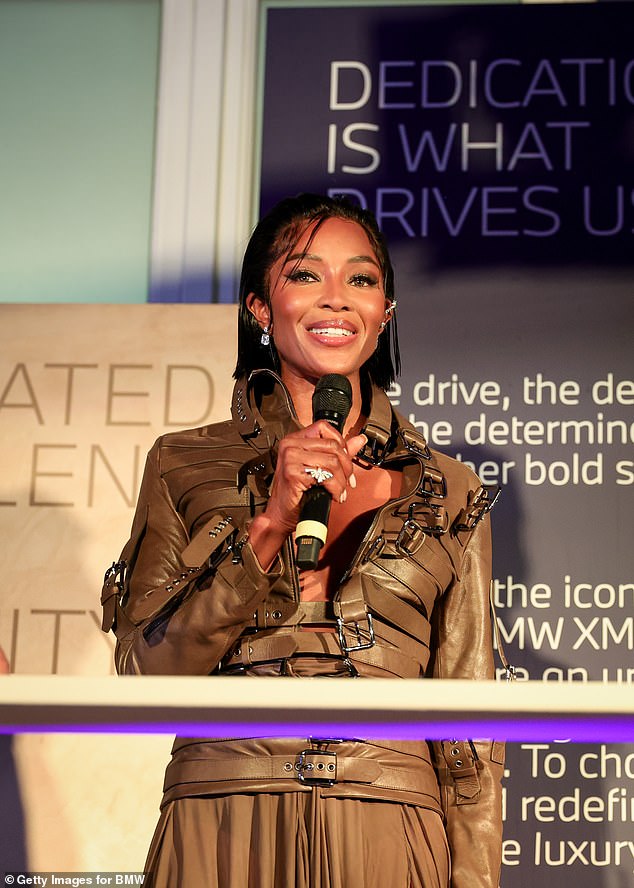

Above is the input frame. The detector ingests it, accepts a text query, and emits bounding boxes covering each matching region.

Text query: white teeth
[308,327,353,337]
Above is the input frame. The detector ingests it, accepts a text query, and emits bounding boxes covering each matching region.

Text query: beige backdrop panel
[0,303,237,871]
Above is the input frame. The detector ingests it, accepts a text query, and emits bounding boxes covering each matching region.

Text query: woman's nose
[317,280,349,310]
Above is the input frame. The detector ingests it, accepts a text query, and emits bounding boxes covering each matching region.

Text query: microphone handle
[295,374,352,570]
[295,486,332,570]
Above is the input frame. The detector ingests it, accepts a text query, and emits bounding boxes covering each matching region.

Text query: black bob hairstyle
[233,193,400,390]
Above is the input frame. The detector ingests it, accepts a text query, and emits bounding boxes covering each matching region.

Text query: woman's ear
[246,292,271,330]
[379,298,396,333]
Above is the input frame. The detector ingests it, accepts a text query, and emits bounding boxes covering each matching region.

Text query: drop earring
[260,325,270,346]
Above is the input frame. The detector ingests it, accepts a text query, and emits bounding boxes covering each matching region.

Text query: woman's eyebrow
[349,254,380,267]
[285,252,321,263]
[284,252,379,266]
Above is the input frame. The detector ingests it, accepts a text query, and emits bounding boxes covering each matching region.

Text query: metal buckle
[220,651,361,677]
[359,535,385,564]
[356,425,393,466]
[336,613,375,653]
[309,737,345,745]
[419,466,447,499]
[229,532,248,564]
[395,518,426,556]
[454,485,501,532]
[297,749,337,786]
[395,501,448,538]
[418,502,449,535]
[103,560,125,587]
[399,428,432,460]
[341,656,360,677]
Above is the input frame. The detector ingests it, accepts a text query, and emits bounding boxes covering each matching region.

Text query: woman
[102,194,504,887]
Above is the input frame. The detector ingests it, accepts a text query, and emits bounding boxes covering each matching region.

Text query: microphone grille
[313,374,353,423]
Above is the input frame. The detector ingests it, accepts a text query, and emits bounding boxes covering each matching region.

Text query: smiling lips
[306,320,357,341]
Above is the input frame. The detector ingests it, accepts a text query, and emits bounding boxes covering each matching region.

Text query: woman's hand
[248,421,367,570]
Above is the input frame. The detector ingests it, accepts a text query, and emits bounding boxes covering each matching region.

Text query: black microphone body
[295,374,352,570]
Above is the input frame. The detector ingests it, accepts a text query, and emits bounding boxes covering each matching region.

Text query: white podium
[1,676,632,740]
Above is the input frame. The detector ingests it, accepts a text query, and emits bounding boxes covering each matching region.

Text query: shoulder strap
[489,582,517,682]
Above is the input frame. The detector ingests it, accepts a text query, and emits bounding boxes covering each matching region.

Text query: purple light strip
[1,717,633,741]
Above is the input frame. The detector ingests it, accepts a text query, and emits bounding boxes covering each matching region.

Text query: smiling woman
[234,194,399,392]
[102,193,504,888]
[247,217,391,412]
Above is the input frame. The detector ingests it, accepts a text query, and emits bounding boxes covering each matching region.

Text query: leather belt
[220,630,423,678]
[163,749,441,802]
[247,586,430,650]
[434,739,482,805]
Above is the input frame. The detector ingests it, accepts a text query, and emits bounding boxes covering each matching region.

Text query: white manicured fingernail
[339,490,347,504]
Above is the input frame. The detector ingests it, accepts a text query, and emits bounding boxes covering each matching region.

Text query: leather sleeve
[429,516,505,888]
[108,440,283,676]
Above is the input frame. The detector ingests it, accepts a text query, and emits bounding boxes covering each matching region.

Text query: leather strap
[126,514,238,624]
[351,583,430,646]
[180,514,235,568]
[220,630,422,678]
[333,578,369,627]
[247,600,335,630]
[163,751,442,803]
[245,587,431,659]
[435,739,482,805]
[100,562,125,632]
[489,583,517,681]
[231,378,259,437]
[232,370,301,452]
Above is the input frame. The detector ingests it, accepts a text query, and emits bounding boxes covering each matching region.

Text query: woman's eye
[286,268,318,283]
[350,273,378,287]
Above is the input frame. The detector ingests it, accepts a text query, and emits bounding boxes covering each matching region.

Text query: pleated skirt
[144,791,450,888]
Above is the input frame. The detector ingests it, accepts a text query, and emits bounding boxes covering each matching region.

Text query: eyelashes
[349,272,380,288]
[285,268,319,284]
[284,268,380,288]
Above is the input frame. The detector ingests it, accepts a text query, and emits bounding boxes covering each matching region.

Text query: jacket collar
[231,369,430,464]
[231,370,300,449]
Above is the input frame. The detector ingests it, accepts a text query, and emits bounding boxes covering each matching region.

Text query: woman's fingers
[346,432,368,460]
[248,423,363,570]
[267,422,360,524]
[281,425,354,487]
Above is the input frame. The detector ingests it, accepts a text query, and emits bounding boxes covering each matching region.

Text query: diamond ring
[305,466,333,484]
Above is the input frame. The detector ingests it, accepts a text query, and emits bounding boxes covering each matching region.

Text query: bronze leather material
[219,629,424,678]
[244,584,430,647]
[161,737,444,815]
[105,370,504,888]
[180,513,235,568]
[435,740,481,803]
[143,788,451,888]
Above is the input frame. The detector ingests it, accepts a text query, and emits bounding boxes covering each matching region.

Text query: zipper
[287,535,302,602]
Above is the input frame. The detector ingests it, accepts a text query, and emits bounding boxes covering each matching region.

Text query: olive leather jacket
[102,370,504,888]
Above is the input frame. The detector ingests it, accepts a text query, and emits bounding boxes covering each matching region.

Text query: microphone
[295,374,352,570]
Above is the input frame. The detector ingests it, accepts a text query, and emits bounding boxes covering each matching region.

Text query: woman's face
[250,217,390,387]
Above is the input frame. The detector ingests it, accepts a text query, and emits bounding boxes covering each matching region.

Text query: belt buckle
[454,484,501,531]
[356,425,393,466]
[297,749,337,786]
[419,466,446,499]
[395,517,425,556]
[336,613,375,653]
[399,428,432,460]
[103,560,125,587]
